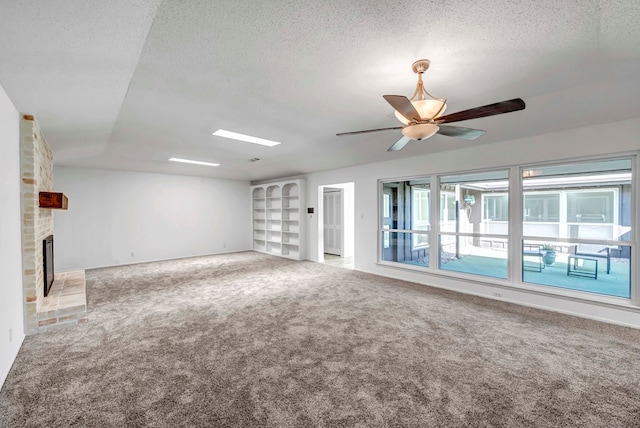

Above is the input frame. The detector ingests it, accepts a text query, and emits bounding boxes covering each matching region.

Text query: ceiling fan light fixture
[394,99,447,124]
[402,123,439,141]
[336,58,525,152]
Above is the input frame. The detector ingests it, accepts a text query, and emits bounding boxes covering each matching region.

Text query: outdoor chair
[523,244,544,272]
[572,244,611,274]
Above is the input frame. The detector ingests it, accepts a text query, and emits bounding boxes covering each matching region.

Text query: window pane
[524,193,560,222]
[484,194,508,221]
[440,191,457,230]
[522,240,631,298]
[440,170,509,236]
[437,170,509,279]
[381,179,431,263]
[382,179,430,233]
[522,159,632,241]
[439,234,508,279]
[412,187,430,231]
[381,231,429,267]
[383,194,390,218]
[567,191,614,223]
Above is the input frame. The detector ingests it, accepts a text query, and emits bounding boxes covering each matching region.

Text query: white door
[323,190,343,256]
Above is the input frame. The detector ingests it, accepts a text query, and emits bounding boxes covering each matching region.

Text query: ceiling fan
[336,59,525,151]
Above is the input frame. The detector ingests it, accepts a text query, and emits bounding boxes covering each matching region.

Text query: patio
[440,253,630,298]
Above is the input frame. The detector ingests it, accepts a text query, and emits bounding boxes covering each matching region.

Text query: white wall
[54,167,252,271]
[305,117,640,328]
[343,184,355,258]
[0,84,25,386]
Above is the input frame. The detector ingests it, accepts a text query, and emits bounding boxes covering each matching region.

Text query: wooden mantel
[39,192,68,210]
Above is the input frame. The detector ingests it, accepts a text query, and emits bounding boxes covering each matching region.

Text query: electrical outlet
[223,243,226,248]
[131,252,135,257]
[9,328,12,342]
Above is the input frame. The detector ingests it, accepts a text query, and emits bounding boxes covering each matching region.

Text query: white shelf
[281,244,300,258]
[266,185,281,199]
[267,242,281,253]
[266,211,281,220]
[282,183,299,198]
[267,230,281,242]
[266,199,281,209]
[282,212,299,221]
[251,179,305,260]
[282,224,299,233]
[282,236,299,245]
[252,188,265,199]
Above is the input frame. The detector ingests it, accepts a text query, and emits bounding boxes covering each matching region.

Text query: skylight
[213,129,281,147]
[169,157,220,167]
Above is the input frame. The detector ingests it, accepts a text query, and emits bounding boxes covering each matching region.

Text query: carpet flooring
[1,251,640,427]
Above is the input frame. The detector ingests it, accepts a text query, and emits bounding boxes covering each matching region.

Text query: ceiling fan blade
[436,125,486,140]
[336,126,402,136]
[383,95,421,122]
[436,98,525,124]
[387,136,411,152]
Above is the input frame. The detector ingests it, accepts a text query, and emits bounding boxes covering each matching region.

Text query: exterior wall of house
[304,116,640,328]
[0,84,24,386]
[53,167,252,271]
[20,117,55,334]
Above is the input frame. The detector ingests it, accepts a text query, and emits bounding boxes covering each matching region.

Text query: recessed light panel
[213,129,281,147]
[169,157,220,167]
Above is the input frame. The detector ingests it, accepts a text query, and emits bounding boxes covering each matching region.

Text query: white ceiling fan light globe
[401,123,440,140]
[394,99,447,124]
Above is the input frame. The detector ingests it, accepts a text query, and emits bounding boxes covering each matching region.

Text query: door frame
[317,182,355,263]
[323,188,344,256]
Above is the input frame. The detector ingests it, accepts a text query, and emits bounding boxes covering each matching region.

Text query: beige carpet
[1,251,639,427]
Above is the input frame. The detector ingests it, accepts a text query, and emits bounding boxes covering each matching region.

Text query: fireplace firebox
[43,235,54,297]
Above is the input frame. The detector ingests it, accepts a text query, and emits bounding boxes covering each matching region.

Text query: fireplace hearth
[43,235,54,297]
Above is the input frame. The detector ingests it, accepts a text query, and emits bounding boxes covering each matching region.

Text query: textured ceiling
[1,0,639,182]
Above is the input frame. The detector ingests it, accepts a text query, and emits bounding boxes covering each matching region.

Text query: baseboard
[57,248,253,272]
[0,331,25,390]
[368,266,640,330]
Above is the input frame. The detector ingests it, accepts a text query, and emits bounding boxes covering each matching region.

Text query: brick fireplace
[20,115,86,334]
